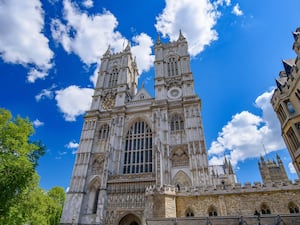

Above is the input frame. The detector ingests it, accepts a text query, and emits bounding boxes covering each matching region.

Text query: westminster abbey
[60,31,300,225]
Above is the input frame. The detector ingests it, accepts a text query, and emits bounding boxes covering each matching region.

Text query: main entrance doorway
[118,214,141,225]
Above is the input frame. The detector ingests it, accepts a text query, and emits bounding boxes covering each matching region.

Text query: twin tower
[60,32,237,225]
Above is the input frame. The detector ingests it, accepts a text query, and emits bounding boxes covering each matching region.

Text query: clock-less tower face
[167,87,182,99]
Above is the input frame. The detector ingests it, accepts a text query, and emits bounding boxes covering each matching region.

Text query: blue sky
[0,0,300,190]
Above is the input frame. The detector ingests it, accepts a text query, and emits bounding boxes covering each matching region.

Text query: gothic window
[92,188,100,214]
[285,100,295,115]
[295,89,300,100]
[208,205,218,216]
[99,124,109,140]
[261,203,271,214]
[277,104,287,124]
[139,94,145,100]
[123,120,152,174]
[170,113,184,132]
[288,202,299,214]
[296,122,300,133]
[167,57,178,76]
[286,127,300,152]
[108,67,119,88]
[185,208,194,217]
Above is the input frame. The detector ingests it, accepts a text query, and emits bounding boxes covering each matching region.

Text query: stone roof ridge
[132,84,153,101]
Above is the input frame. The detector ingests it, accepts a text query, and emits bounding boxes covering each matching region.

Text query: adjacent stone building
[60,31,300,225]
[271,27,300,177]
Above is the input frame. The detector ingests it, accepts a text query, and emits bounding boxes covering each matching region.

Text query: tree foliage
[0,174,66,225]
[0,108,66,224]
[0,108,45,215]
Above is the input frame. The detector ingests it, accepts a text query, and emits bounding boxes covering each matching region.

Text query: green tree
[47,186,66,225]
[0,108,45,216]
[0,174,66,225]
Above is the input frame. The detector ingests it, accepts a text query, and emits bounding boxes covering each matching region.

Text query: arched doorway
[118,214,141,225]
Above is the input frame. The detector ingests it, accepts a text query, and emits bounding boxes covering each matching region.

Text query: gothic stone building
[61,32,300,225]
[271,27,300,177]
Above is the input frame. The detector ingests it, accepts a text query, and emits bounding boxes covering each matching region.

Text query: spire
[224,156,229,168]
[276,153,282,164]
[156,32,162,45]
[228,160,234,174]
[178,29,186,41]
[103,45,111,57]
[124,41,131,52]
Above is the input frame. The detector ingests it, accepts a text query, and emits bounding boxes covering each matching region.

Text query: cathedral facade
[60,32,300,225]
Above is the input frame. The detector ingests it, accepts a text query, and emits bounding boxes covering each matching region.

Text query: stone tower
[271,27,300,177]
[258,154,289,184]
[60,32,236,225]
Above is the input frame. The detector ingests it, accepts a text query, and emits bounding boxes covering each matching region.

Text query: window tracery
[208,205,218,216]
[167,57,178,76]
[261,203,271,214]
[108,67,119,88]
[123,120,152,174]
[288,202,299,214]
[170,113,184,132]
[99,124,109,140]
[185,208,194,217]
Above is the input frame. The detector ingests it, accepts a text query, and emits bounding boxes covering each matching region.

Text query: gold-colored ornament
[102,93,115,110]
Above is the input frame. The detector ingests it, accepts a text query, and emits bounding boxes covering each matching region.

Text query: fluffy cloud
[155,0,219,56]
[232,3,243,16]
[55,85,93,121]
[208,89,286,167]
[65,141,79,154]
[65,141,79,149]
[0,0,53,82]
[32,119,44,127]
[82,0,93,8]
[131,33,155,74]
[35,84,57,101]
[51,0,154,76]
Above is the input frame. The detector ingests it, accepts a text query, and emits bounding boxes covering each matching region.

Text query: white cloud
[213,0,231,7]
[131,33,155,74]
[232,3,243,16]
[0,0,53,82]
[288,162,296,174]
[32,119,44,127]
[55,85,93,121]
[155,0,219,56]
[50,0,154,81]
[50,0,125,65]
[65,141,79,149]
[208,89,285,167]
[82,0,93,8]
[35,84,57,101]
[65,141,79,154]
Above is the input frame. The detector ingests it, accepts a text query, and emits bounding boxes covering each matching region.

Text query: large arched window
[123,120,152,174]
[167,57,178,76]
[108,67,119,87]
[288,202,299,214]
[170,113,184,132]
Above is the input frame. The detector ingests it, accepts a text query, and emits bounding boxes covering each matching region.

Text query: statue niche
[91,155,105,175]
[171,147,189,167]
